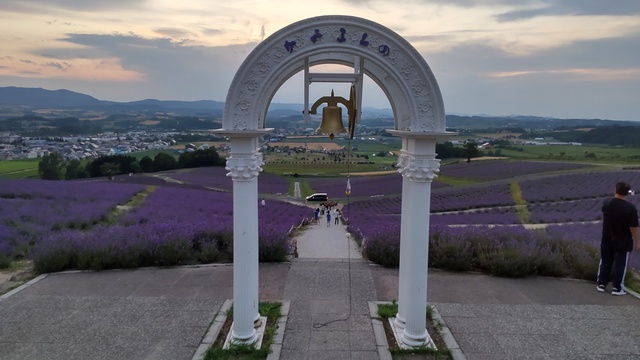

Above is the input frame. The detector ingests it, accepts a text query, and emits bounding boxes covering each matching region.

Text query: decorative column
[225,132,266,345]
[392,133,441,348]
[393,164,413,330]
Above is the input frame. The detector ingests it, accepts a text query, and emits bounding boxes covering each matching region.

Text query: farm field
[498,144,640,163]
[261,137,400,176]
[270,141,343,151]
[0,159,39,179]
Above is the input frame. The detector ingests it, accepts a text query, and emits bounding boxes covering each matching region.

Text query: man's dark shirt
[602,198,639,243]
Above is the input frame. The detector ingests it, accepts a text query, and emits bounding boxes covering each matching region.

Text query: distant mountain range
[0,86,637,130]
[0,86,225,115]
[0,86,398,119]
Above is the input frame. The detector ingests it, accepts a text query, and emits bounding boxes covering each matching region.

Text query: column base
[225,316,267,349]
[389,318,436,350]
[393,313,406,329]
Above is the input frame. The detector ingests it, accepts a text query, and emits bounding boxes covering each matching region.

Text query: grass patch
[376,302,452,360]
[625,269,640,294]
[104,186,154,224]
[204,302,281,360]
[287,179,314,198]
[0,159,40,179]
[497,144,639,164]
[434,175,481,187]
[1,260,33,273]
[509,181,530,224]
[263,162,381,176]
[377,301,399,318]
[0,260,36,295]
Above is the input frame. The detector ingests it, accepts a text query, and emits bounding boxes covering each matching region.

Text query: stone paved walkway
[2,220,640,359]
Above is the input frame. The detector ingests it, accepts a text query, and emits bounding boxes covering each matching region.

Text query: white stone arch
[222,15,446,133]
[216,15,452,348]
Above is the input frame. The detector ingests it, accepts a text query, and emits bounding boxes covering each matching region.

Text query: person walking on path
[326,210,331,227]
[597,182,639,295]
[334,208,340,225]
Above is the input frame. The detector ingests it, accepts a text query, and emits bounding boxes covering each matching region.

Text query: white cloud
[0,0,638,120]
[0,0,147,13]
[496,0,640,21]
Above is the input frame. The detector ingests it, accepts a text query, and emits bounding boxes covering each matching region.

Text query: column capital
[226,153,264,181]
[397,153,440,182]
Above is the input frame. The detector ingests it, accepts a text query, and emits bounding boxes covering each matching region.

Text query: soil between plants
[382,316,451,360]
[214,309,451,359]
[214,316,234,347]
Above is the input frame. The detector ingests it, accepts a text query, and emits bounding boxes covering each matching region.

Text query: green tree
[139,156,155,172]
[178,148,225,169]
[195,148,224,167]
[86,154,137,177]
[436,142,455,159]
[464,142,480,162]
[38,152,65,180]
[99,162,120,180]
[129,161,141,173]
[65,159,89,179]
[153,152,178,172]
[177,151,196,168]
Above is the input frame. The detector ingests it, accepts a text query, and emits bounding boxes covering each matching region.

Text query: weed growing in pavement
[205,302,281,360]
[377,300,398,318]
[626,270,640,294]
[376,302,452,360]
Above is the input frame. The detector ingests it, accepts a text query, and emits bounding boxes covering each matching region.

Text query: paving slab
[0,263,289,360]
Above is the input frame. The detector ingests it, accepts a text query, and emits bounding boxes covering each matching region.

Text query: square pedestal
[223,316,268,349]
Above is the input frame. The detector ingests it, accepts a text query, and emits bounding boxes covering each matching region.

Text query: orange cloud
[488,68,640,81]
[0,56,145,82]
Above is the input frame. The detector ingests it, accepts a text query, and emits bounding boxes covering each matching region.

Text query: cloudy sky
[1,0,639,120]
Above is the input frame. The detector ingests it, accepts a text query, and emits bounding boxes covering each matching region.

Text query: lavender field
[345,167,640,278]
[342,182,513,217]
[0,179,145,265]
[522,171,640,224]
[438,159,592,181]
[0,178,310,272]
[167,167,291,194]
[520,170,640,202]
[307,174,450,199]
[2,161,639,282]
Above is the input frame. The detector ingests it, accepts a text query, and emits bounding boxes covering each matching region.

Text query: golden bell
[316,105,347,135]
[310,90,350,139]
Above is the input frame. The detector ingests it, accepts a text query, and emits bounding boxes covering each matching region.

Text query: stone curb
[191,299,290,360]
[368,301,464,360]
[0,274,48,301]
[367,301,393,360]
[266,300,290,360]
[431,305,466,360]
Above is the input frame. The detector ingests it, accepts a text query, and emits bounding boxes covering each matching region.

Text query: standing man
[597,182,639,295]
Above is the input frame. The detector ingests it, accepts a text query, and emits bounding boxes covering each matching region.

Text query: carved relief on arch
[225,16,444,133]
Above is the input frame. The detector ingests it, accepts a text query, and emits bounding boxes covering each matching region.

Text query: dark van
[305,193,328,202]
